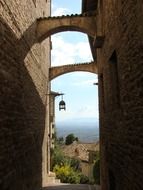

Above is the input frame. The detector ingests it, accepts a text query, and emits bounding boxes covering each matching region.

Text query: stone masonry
[0,0,51,190]
[37,14,97,42]
[95,0,143,190]
[49,62,97,81]
[1,0,143,190]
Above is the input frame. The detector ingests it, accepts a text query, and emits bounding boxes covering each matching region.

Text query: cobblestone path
[43,184,96,190]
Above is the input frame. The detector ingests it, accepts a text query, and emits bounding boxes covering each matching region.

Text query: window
[109,51,120,108]
[99,73,105,111]
[109,170,116,190]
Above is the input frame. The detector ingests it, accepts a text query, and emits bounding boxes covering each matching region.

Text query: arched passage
[16,14,97,62]
[51,71,99,142]
[1,1,98,189]
[49,61,98,81]
[37,14,97,42]
[11,13,97,187]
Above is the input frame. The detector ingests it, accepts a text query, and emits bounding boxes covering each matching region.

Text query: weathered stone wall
[97,0,143,190]
[0,0,51,189]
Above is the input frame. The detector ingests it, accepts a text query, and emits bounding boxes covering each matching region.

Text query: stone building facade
[95,1,143,190]
[0,0,51,189]
[1,0,143,190]
[82,0,143,189]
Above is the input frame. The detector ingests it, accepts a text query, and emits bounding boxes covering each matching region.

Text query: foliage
[53,164,81,184]
[51,143,80,170]
[51,144,65,169]
[79,174,90,184]
[75,137,79,141]
[69,157,80,170]
[93,151,100,185]
[52,147,89,184]
[57,137,64,144]
[51,136,90,184]
[65,133,78,145]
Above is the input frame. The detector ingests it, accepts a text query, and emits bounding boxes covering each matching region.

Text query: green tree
[57,137,64,144]
[65,133,78,145]
[51,144,65,169]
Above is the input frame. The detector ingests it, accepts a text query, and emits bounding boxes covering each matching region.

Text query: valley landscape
[56,118,99,143]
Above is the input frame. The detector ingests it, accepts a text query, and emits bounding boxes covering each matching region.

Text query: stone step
[46,172,61,184]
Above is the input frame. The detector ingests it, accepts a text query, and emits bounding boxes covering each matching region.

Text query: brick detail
[97,1,143,190]
[0,0,51,189]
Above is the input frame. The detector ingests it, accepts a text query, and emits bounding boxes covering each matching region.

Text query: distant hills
[55,118,99,143]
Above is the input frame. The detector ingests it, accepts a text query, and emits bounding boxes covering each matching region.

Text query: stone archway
[49,61,98,81]
[11,13,97,187]
[36,14,97,42]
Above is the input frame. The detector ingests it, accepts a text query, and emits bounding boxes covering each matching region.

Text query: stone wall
[0,0,51,189]
[97,0,143,190]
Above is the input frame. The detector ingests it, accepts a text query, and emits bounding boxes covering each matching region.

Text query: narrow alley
[43,184,97,190]
[1,0,143,190]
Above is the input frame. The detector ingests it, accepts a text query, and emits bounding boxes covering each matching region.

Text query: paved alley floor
[43,184,96,190]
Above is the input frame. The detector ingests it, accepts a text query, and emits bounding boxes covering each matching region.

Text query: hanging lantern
[59,95,66,111]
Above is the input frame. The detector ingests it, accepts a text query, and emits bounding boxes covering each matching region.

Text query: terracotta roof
[80,142,99,151]
[61,141,99,162]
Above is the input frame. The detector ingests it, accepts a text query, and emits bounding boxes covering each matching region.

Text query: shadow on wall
[0,18,46,190]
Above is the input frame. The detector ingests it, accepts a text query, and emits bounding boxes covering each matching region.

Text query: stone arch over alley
[49,61,97,81]
[0,6,97,190]
[1,1,143,190]
[0,8,97,189]
[36,14,97,42]
[10,14,97,65]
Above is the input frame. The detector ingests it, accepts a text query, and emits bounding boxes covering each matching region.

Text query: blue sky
[52,0,82,15]
[51,0,99,125]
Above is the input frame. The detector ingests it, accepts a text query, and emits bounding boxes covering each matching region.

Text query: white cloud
[72,79,97,86]
[51,35,93,66]
[52,3,70,16]
[51,2,98,124]
[76,105,99,118]
[74,42,93,60]
[52,7,70,16]
[56,105,99,122]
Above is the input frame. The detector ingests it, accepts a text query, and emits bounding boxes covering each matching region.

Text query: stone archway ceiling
[37,13,96,42]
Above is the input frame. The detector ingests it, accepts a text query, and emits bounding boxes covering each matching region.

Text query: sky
[51,0,99,126]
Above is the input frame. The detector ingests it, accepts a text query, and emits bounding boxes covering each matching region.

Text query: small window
[109,51,120,108]
[99,73,105,111]
[109,170,116,190]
